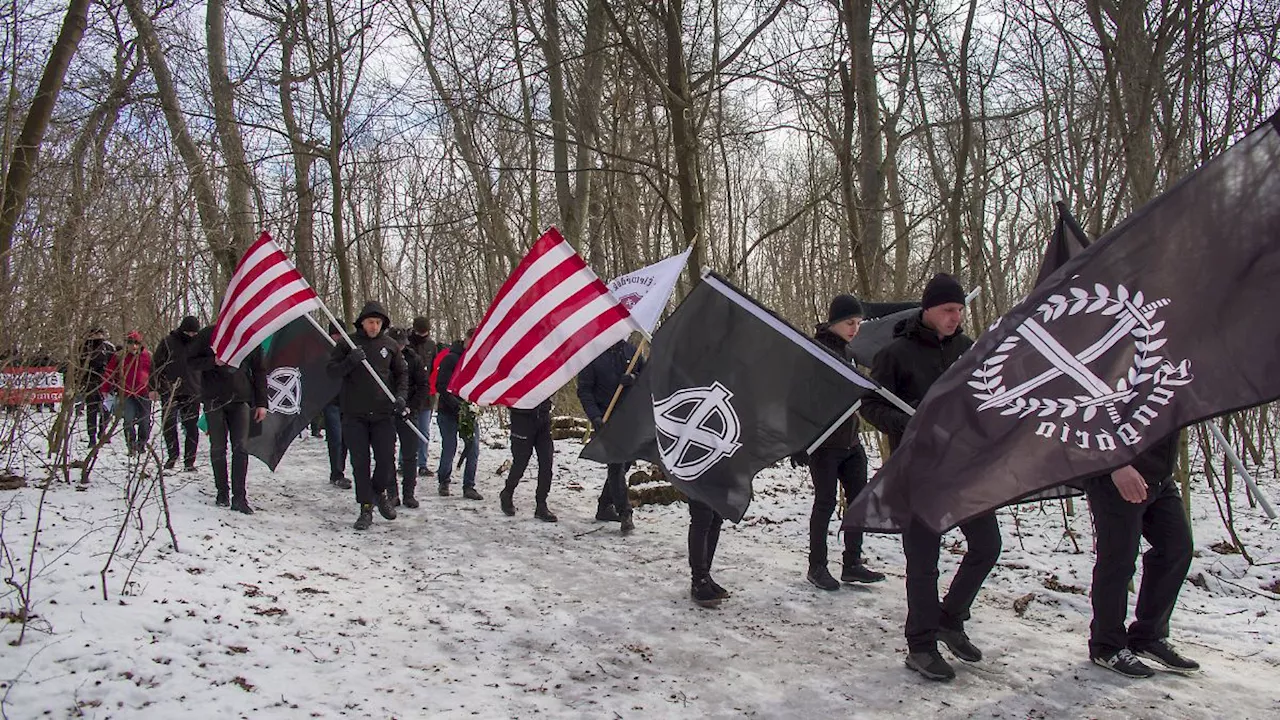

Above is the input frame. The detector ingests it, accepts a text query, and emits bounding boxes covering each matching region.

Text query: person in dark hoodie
[79,327,116,445]
[576,340,645,531]
[387,327,430,508]
[499,398,558,522]
[407,316,437,476]
[188,326,268,513]
[434,329,481,500]
[798,294,886,591]
[322,321,351,489]
[860,273,1000,682]
[152,315,203,471]
[328,301,408,530]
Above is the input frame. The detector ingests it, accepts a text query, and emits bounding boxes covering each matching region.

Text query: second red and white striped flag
[212,231,323,368]
[449,227,642,408]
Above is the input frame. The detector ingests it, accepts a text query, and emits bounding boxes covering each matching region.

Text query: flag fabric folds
[606,247,692,335]
[582,272,878,522]
[449,227,642,409]
[845,111,1280,534]
[212,231,322,368]
[244,318,341,471]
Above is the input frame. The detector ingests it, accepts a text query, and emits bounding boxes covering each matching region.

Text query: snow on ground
[2,417,1279,719]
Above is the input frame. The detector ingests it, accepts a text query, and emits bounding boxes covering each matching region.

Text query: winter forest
[2,0,1280,717]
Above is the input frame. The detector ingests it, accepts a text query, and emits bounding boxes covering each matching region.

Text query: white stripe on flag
[222,296,322,368]
[466,242,577,359]
[506,316,637,409]
[218,240,276,316]
[218,267,310,356]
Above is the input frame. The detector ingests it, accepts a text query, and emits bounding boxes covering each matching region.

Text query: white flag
[606,248,692,334]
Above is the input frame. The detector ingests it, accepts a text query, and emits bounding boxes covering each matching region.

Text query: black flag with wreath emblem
[845,109,1280,533]
[245,317,342,470]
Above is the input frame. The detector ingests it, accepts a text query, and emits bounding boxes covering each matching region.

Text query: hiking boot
[330,475,352,489]
[1130,640,1200,674]
[417,465,431,478]
[534,503,558,522]
[691,577,723,608]
[438,483,451,496]
[463,486,483,501]
[619,514,635,534]
[403,493,419,509]
[806,565,840,591]
[389,494,402,508]
[183,462,198,473]
[841,564,886,584]
[230,497,254,515]
[215,490,230,507]
[376,493,398,520]
[354,505,374,531]
[1092,648,1156,678]
[938,628,983,663]
[595,504,620,522]
[708,577,731,600]
[905,649,956,681]
[499,489,516,516]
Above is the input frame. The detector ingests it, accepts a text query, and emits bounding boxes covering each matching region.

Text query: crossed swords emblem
[653,382,743,481]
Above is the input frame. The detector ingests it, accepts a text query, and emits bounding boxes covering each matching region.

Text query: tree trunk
[278,5,318,285]
[207,0,257,259]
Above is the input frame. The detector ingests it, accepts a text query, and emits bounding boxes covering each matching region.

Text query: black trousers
[688,499,724,581]
[344,415,396,505]
[903,513,1002,652]
[1085,477,1193,656]
[84,392,110,443]
[161,395,201,465]
[206,403,250,500]
[604,463,632,518]
[505,422,554,503]
[808,445,867,568]
[395,417,420,498]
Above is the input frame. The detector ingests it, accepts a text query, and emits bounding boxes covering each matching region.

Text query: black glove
[789,452,809,468]
[347,347,367,365]
[619,373,636,387]
[590,417,604,431]
[394,396,407,416]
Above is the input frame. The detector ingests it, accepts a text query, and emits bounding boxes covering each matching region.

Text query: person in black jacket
[189,326,268,514]
[499,398,558,522]
[576,340,644,531]
[434,330,481,500]
[328,301,409,530]
[860,273,1000,682]
[322,321,351,489]
[152,315,202,471]
[802,295,886,591]
[408,316,438,476]
[388,328,430,508]
[1085,433,1198,678]
[79,328,116,445]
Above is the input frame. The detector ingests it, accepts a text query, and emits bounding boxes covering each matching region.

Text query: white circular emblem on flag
[653,382,743,481]
[267,367,303,415]
[968,283,1193,451]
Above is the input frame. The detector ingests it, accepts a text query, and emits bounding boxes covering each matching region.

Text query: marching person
[328,301,408,530]
[323,321,351,489]
[861,273,1001,682]
[801,294,885,590]
[576,339,645,531]
[101,331,153,457]
[152,315,202,471]
[434,329,481,500]
[1085,433,1199,678]
[499,397,558,522]
[388,327,430,509]
[79,327,116,445]
[407,316,438,477]
[688,499,730,607]
[189,326,268,513]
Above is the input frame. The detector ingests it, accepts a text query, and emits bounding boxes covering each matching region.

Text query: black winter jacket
[510,398,553,439]
[327,301,408,419]
[188,326,267,410]
[407,332,437,396]
[576,341,645,423]
[79,338,116,393]
[151,328,201,399]
[402,346,431,412]
[434,340,466,417]
[860,312,973,449]
[813,328,861,449]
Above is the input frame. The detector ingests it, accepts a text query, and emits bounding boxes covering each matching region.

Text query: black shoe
[463,487,483,501]
[938,628,983,663]
[354,505,374,531]
[690,578,722,608]
[595,504,620,522]
[164,457,177,471]
[499,489,515,516]
[438,483,451,497]
[1131,640,1200,674]
[534,504,558,522]
[841,564,886,584]
[905,649,956,681]
[403,493,419,509]
[708,577,731,600]
[389,494,402,508]
[619,514,635,534]
[230,497,254,515]
[417,465,430,477]
[806,565,840,591]
[215,490,230,507]
[330,476,352,489]
[376,493,398,520]
[1093,649,1156,678]
[183,462,197,473]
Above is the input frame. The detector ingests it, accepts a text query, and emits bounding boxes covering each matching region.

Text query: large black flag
[245,317,341,470]
[845,111,1280,533]
[581,272,879,522]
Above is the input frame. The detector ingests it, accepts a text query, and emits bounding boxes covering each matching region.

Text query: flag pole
[315,305,429,446]
[1207,421,1276,519]
[304,314,337,348]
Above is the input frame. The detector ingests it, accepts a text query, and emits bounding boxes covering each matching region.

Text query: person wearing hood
[328,301,409,530]
[433,329,481,500]
[322,321,351,489]
[798,294,886,591]
[152,315,203,471]
[79,327,116,445]
[188,325,268,513]
[860,273,1001,682]
[101,330,153,456]
[387,327,430,508]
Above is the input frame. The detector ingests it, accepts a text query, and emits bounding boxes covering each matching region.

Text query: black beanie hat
[412,316,430,333]
[921,273,966,310]
[178,315,200,333]
[826,294,864,325]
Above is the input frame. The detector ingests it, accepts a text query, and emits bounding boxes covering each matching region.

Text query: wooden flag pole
[582,337,647,443]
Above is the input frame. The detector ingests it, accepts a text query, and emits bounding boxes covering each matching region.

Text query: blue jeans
[323,402,346,480]
[436,412,477,488]
[415,408,433,468]
[121,396,152,454]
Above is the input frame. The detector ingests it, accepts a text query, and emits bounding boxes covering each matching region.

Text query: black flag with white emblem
[581,272,878,522]
[245,317,341,470]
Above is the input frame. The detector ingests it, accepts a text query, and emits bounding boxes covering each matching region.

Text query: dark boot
[438,482,451,496]
[619,514,635,534]
[690,577,722,608]
[463,486,483,501]
[534,502,558,522]
[499,488,516,516]
[595,503,620,522]
[230,497,254,515]
[353,504,374,530]
[402,478,418,509]
[215,490,230,507]
[905,649,956,681]
[841,563,887,584]
[806,565,840,591]
[376,492,398,520]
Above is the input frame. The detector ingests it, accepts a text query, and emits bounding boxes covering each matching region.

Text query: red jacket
[102,349,152,398]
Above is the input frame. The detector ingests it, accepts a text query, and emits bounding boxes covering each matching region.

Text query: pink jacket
[102,349,152,398]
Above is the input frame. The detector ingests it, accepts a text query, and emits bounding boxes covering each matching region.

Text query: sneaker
[708,577,731,600]
[438,483,451,497]
[1131,640,1200,674]
[376,493,398,520]
[619,514,635,534]
[595,504,620,522]
[905,649,956,681]
[499,489,516,516]
[330,475,352,489]
[938,628,983,663]
[463,487,483,501]
[534,504,558,522]
[690,577,722,608]
[1092,648,1156,679]
[403,493,420,509]
[841,564,887,584]
[417,465,430,477]
[230,497,254,515]
[353,505,374,531]
[215,490,230,507]
[183,462,197,473]
[806,565,840,591]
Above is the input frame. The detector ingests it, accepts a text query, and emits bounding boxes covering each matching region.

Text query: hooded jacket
[433,339,467,417]
[151,328,202,399]
[327,301,408,418]
[102,346,152,398]
[576,341,645,424]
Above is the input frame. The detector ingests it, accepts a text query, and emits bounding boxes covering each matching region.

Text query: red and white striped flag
[449,227,641,408]
[212,231,323,367]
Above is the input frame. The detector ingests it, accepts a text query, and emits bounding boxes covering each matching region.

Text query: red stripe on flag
[218,288,319,364]
[462,227,568,353]
[213,266,314,357]
[493,305,633,406]
[214,232,275,329]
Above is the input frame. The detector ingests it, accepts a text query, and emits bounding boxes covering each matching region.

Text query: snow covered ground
[2,417,1279,719]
